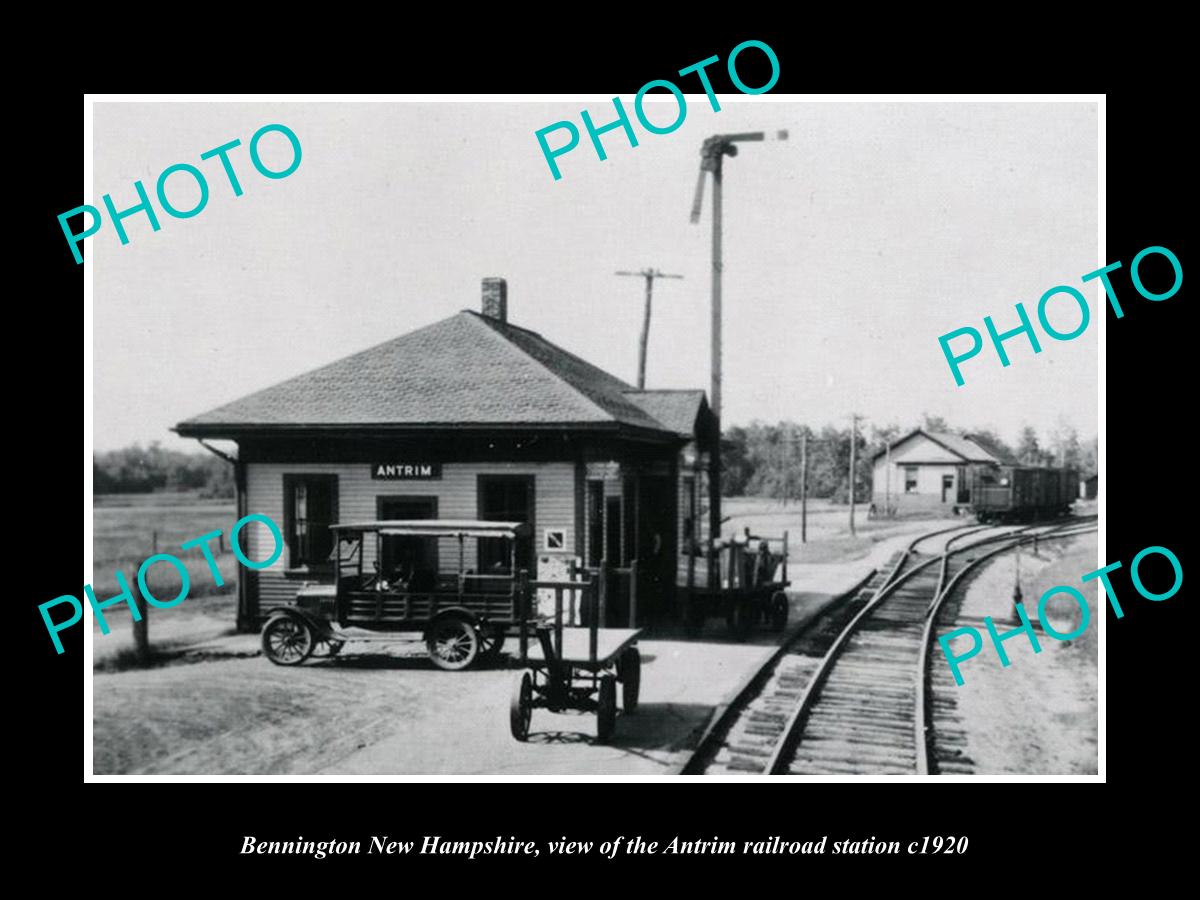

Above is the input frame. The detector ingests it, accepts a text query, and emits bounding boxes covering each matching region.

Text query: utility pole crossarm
[615,268,684,390]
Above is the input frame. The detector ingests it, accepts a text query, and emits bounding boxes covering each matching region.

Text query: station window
[478,475,535,573]
[283,474,338,569]
[904,466,919,494]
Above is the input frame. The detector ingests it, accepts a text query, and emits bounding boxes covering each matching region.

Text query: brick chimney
[481,277,507,323]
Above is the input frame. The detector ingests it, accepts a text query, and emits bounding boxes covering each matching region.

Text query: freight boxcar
[970,465,1078,522]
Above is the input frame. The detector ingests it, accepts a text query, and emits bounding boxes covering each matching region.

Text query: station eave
[171,420,683,445]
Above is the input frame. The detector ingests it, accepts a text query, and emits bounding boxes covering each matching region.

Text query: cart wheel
[617,648,641,714]
[478,628,507,662]
[510,670,534,741]
[596,675,618,743]
[261,616,314,666]
[311,638,345,658]
[426,617,480,671]
[727,599,753,639]
[769,591,789,632]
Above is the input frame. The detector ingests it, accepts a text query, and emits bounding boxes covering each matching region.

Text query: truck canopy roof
[330,520,531,539]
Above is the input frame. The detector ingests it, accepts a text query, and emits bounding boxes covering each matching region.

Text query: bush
[94,442,234,497]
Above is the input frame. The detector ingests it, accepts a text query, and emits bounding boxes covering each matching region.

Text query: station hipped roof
[175,311,703,441]
[623,390,710,438]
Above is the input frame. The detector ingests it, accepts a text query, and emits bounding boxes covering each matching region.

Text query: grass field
[92,492,239,620]
[723,496,961,564]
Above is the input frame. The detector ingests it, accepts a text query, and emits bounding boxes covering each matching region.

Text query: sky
[92,99,1098,452]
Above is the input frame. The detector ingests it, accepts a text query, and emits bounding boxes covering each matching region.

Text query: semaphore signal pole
[690,130,789,550]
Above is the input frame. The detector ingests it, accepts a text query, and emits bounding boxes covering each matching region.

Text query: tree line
[720,414,1096,501]
[94,417,1096,503]
[94,442,234,497]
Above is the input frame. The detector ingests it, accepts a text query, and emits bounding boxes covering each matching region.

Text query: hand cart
[682,528,791,638]
[509,572,642,743]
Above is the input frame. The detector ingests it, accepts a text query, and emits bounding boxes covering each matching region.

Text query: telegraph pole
[848,414,860,536]
[779,433,786,507]
[884,439,892,518]
[781,428,790,507]
[615,268,683,389]
[800,430,809,543]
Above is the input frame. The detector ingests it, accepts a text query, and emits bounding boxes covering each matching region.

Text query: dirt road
[93,636,768,776]
[91,517,954,776]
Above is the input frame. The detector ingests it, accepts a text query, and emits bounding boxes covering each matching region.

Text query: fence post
[132,530,155,664]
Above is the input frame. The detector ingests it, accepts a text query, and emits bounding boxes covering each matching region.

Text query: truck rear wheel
[426,617,480,671]
[478,627,507,662]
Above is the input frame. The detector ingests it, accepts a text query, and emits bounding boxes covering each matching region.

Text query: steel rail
[762,551,945,774]
[914,521,1098,774]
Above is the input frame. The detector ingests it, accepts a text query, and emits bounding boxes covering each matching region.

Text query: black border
[26,25,1191,881]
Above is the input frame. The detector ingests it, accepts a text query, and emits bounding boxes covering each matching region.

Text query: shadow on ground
[522,702,711,757]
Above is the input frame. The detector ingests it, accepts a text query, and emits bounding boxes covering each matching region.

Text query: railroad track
[919,517,1096,774]
[683,517,1096,776]
[682,522,985,775]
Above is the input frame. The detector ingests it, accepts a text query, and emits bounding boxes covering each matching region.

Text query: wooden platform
[524,627,641,665]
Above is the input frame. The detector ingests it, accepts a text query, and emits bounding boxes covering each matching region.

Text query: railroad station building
[175,278,719,631]
[871,429,1009,516]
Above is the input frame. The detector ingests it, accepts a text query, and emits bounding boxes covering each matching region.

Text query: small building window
[284,474,338,569]
[904,466,919,494]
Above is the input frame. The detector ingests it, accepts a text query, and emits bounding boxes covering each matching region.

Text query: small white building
[872,430,1008,515]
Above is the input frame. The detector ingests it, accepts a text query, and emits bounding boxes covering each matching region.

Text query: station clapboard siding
[243,461,576,579]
